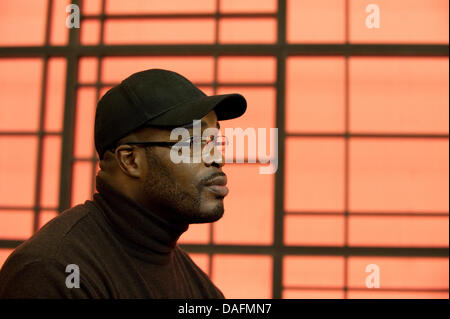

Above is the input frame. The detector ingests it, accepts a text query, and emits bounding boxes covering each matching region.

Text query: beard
[143,148,224,224]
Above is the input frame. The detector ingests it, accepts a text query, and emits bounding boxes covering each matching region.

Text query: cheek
[156,149,205,194]
[165,161,202,192]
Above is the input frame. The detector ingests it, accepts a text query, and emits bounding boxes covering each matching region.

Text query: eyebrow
[182,121,220,130]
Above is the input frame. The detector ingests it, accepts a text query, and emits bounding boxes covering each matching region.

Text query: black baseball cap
[94,68,247,159]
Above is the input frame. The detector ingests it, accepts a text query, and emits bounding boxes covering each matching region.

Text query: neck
[93,175,189,265]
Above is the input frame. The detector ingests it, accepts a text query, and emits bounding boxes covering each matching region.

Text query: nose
[203,146,225,168]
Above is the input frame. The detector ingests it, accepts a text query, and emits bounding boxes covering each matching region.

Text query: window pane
[80,20,101,45]
[285,138,345,212]
[188,253,210,275]
[283,289,344,299]
[220,0,277,13]
[217,87,276,163]
[38,210,58,230]
[81,0,102,14]
[287,0,345,43]
[0,249,14,269]
[214,164,274,245]
[100,86,114,98]
[286,57,346,133]
[219,18,277,44]
[283,256,345,288]
[74,88,97,158]
[348,257,449,289]
[349,138,449,212]
[350,58,449,134]
[348,290,449,299]
[179,223,210,244]
[106,0,216,14]
[50,0,69,45]
[217,87,276,128]
[45,58,66,132]
[0,0,47,46]
[101,57,214,83]
[349,216,449,247]
[198,86,214,96]
[0,59,43,132]
[72,161,93,206]
[40,136,62,208]
[104,19,215,44]
[350,0,449,44]
[79,57,99,84]
[217,57,276,83]
[284,215,345,246]
[212,254,272,298]
[0,137,38,206]
[0,210,33,240]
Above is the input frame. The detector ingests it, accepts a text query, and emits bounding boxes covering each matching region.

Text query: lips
[204,175,229,197]
[205,175,227,187]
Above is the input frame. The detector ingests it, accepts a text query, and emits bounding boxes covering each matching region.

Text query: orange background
[0,0,449,298]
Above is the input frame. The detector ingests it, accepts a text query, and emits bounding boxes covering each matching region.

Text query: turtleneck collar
[92,176,189,265]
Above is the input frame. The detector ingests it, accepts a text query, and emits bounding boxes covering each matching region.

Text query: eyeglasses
[111,135,229,153]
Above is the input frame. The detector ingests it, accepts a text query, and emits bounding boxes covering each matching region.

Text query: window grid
[0,0,448,299]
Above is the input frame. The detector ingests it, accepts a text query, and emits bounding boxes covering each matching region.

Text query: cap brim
[146,93,247,127]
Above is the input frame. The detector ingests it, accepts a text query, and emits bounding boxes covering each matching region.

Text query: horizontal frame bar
[77,82,276,88]
[0,206,58,211]
[283,286,449,293]
[0,44,448,57]
[81,13,277,20]
[286,133,450,139]
[0,240,447,257]
[0,131,61,136]
[180,245,449,257]
[285,211,449,217]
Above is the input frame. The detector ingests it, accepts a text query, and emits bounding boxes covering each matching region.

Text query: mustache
[200,172,226,185]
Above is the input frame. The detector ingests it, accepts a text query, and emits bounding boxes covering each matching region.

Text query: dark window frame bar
[89,0,107,205]
[30,0,53,235]
[77,82,277,88]
[0,131,61,136]
[1,239,447,257]
[1,44,448,57]
[81,13,278,20]
[283,287,449,293]
[0,206,58,211]
[0,0,448,299]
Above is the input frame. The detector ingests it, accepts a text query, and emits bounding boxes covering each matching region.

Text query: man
[0,69,247,298]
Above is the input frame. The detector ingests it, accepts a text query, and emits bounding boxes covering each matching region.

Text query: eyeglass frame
[109,135,229,153]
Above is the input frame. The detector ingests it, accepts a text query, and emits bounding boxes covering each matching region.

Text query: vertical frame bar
[33,0,54,232]
[90,0,106,197]
[59,0,81,213]
[273,0,287,299]
[343,0,350,299]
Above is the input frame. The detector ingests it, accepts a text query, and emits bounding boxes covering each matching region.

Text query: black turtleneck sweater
[0,178,224,299]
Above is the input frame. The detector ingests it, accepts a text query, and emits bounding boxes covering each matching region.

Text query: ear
[114,145,145,178]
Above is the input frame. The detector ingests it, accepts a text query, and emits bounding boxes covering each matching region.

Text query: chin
[189,200,224,224]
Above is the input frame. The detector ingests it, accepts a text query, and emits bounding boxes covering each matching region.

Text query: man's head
[94,69,246,224]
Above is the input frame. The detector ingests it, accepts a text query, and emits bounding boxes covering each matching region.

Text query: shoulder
[0,255,92,298]
[7,201,99,261]
[0,201,107,298]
